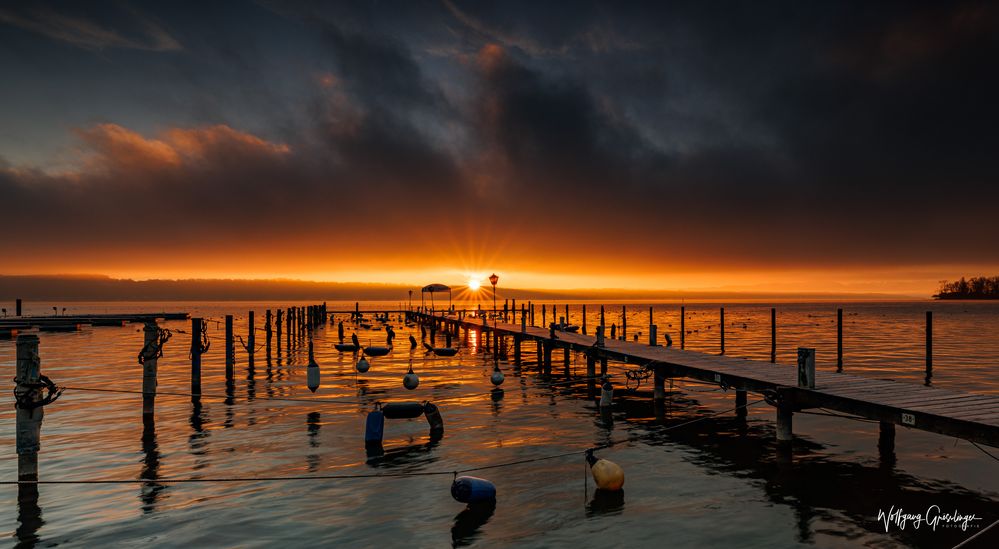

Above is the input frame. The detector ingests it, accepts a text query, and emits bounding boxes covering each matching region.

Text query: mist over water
[1,300,996,547]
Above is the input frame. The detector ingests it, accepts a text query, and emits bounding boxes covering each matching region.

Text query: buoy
[490,365,504,386]
[365,408,385,446]
[356,356,370,373]
[306,341,320,393]
[424,401,444,434]
[599,379,613,408]
[338,321,344,343]
[409,335,418,349]
[585,449,624,491]
[381,401,425,419]
[491,388,504,402]
[451,476,496,504]
[403,363,420,390]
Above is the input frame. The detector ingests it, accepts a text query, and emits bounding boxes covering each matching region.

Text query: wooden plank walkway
[416,312,999,449]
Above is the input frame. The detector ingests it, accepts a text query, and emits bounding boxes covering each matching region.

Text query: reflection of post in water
[188,399,210,470]
[585,489,625,517]
[140,414,165,513]
[451,501,495,548]
[307,411,321,472]
[14,334,46,547]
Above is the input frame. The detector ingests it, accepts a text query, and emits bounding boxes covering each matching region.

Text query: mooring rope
[0,399,768,485]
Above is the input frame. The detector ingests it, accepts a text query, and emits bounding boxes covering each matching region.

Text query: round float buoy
[365,408,385,446]
[585,449,624,490]
[403,363,420,390]
[356,356,370,373]
[306,341,320,393]
[490,365,504,386]
[451,476,496,504]
[381,401,425,419]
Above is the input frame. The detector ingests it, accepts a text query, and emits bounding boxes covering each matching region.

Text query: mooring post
[542,304,546,328]
[797,347,816,389]
[837,308,843,372]
[191,317,203,396]
[596,325,605,347]
[925,311,933,385]
[276,309,283,354]
[286,307,292,349]
[600,305,605,333]
[141,321,160,415]
[582,304,587,334]
[565,304,570,329]
[720,307,725,355]
[649,323,657,346]
[776,387,794,445]
[680,306,685,349]
[563,345,571,377]
[514,335,521,365]
[529,302,534,326]
[16,298,23,316]
[586,352,596,397]
[247,310,256,370]
[735,389,747,420]
[225,315,235,385]
[15,334,43,481]
[521,306,527,333]
[265,309,272,359]
[622,305,627,340]
[770,307,776,363]
[878,421,896,467]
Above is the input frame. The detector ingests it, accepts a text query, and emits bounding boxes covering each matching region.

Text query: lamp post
[489,273,499,318]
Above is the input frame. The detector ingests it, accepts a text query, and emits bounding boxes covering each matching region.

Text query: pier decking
[415,311,999,449]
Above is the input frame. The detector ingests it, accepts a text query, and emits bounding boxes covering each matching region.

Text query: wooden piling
[265,309,272,359]
[680,306,685,350]
[586,353,596,397]
[16,298,22,316]
[276,309,283,354]
[600,305,605,332]
[925,311,933,385]
[600,356,608,377]
[622,305,627,340]
[191,317,203,396]
[286,308,292,349]
[837,308,843,372]
[563,345,571,377]
[735,389,747,419]
[582,304,587,334]
[141,321,160,415]
[797,347,816,389]
[776,389,793,444]
[247,310,256,369]
[720,307,725,355]
[770,307,776,363]
[542,304,546,328]
[15,334,43,480]
[225,314,235,384]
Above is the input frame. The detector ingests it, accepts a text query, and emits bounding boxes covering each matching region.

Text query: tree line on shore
[935,276,999,299]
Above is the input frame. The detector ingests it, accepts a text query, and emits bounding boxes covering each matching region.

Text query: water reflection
[586,489,625,517]
[15,482,43,548]
[306,411,321,472]
[451,501,495,547]
[140,414,165,513]
[188,399,210,471]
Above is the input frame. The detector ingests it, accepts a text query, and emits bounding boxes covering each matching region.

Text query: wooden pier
[413,311,999,449]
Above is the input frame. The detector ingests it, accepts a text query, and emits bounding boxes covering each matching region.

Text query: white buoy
[403,363,419,390]
[599,379,613,408]
[490,365,504,386]
[356,356,370,373]
[307,341,320,393]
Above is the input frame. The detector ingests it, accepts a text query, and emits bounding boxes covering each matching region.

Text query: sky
[1,0,997,296]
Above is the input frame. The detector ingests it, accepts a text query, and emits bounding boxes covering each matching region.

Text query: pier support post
[720,307,725,355]
[265,309,272,360]
[276,309,283,355]
[225,315,235,385]
[837,308,843,371]
[586,353,596,398]
[247,311,256,371]
[514,336,521,365]
[582,304,587,335]
[735,389,747,420]
[925,311,932,386]
[770,307,776,363]
[680,306,685,350]
[141,321,160,415]
[563,345,571,377]
[191,318,203,397]
[600,356,608,377]
[15,334,43,481]
[543,342,552,378]
[654,368,666,402]
[776,388,794,446]
[878,421,896,467]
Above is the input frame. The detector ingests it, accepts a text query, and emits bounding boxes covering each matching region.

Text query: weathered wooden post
[565,304,570,329]
[680,306,685,349]
[15,334,44,481]
[286,307,292,349]
[265,309,272,359]
[521,306,527,333]
[596,325,605,347]
[925,311,933,385]
[140,321,162,415]
[770,307,776,363]
[514,335,522,365]
[276,309,283,354]
[600,305,605,334]
[720,307,725,355]
[563,345,571,377]
[649,323,657,346]
[225,315,235,385]
[878,421,896,467]
[582,304,587,334]
[797,348,815,389]
[16,298,22,316]
[837,308,843,372]
[541,304,546,328]
[653,367,666,405]
[247,310,256,370]
[543,342,552,377]
[190,317,204,397]
[776,387,794,446]
[621,305,627,340]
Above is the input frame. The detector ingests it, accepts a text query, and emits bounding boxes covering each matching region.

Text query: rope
[952,517,999,549]
[60,386,365,406]
[138,327,171,365]
[969,440,999,462]
[188,321,210,360]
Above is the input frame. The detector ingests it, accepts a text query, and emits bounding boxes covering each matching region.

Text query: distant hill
[0,274,914,302]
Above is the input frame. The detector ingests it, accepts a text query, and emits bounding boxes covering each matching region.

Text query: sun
[468,278,481,291]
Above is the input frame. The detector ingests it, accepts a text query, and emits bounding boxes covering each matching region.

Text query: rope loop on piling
[138,326,172,365]
[762,389,780,407]
[13,374,64,410]
[189,321,210,359]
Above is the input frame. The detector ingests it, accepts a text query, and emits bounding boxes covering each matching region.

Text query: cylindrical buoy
[585,449,624,490]
[424,401,444,434]
[381,401,425,419]
[365,409,385,445]
[490,365,504,386]
[403,363,420,390]
[307,341,321,393]
[599,379,613,408]
[356,356,370,373]
[451,476,496,504]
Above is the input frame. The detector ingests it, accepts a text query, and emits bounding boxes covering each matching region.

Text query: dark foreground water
[1,300,997,548]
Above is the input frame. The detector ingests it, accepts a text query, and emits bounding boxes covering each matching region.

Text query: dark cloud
[1,0,998,281]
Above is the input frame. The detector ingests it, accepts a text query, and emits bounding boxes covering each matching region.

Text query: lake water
[1,300,997,548]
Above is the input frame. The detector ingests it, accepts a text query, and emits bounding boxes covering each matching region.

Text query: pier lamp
[489,273,499,316]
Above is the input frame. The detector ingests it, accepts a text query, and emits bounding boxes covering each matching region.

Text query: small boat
[335,333,361,352]
[363,346,391,357]
[423,342,459,357]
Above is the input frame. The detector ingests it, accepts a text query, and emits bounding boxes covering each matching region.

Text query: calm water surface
[1,300,997,548]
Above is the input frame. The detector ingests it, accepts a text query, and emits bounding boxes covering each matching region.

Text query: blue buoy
[451,476,496,504]
[424,401,444,433]
[365,409,385,445]
[381,402,425,419]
